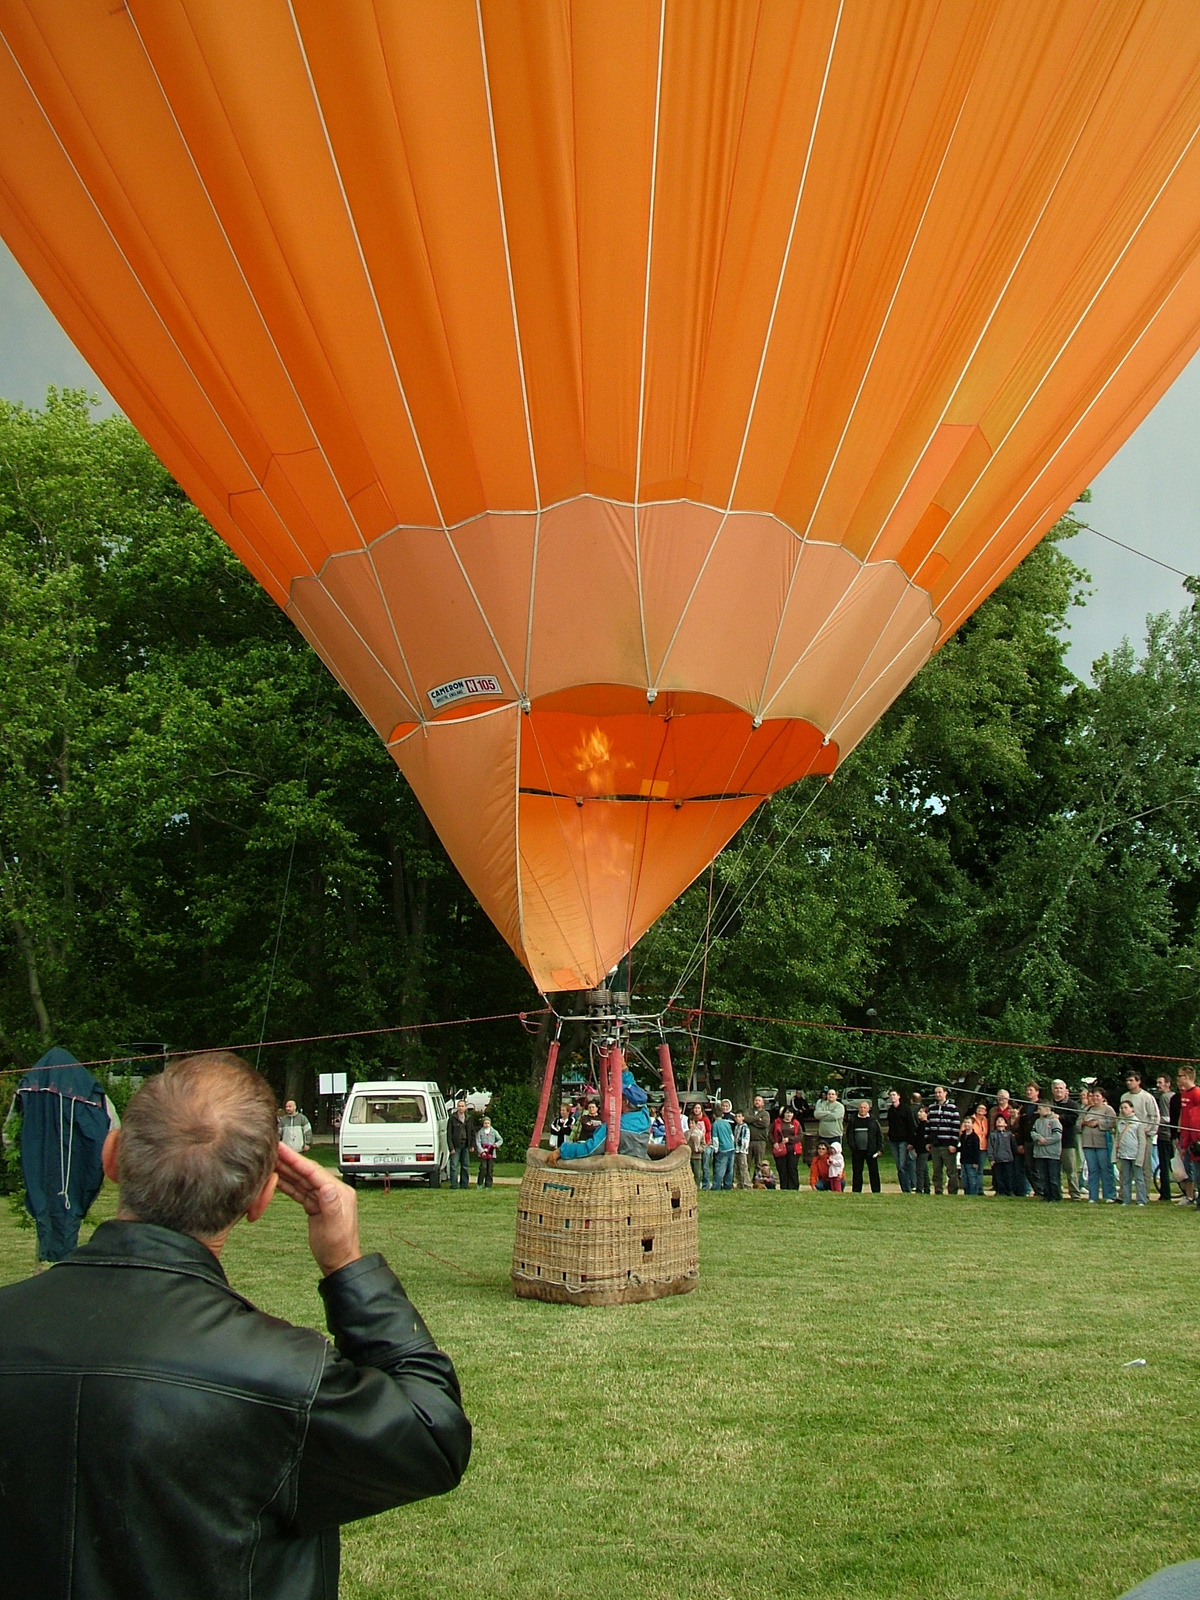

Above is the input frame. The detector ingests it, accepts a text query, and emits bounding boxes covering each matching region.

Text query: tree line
[2,393,1198,1113]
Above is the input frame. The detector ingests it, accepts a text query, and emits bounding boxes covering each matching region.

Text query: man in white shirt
[1124,1070,1159,1203]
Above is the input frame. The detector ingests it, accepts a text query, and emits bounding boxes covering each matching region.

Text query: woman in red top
[809,1142,830,1190]
[772,1108,803,1190]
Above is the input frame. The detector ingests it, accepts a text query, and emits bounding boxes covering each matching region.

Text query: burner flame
[571,726,632,794]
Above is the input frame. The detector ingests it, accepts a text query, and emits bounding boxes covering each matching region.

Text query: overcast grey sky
[2,238,1196,679]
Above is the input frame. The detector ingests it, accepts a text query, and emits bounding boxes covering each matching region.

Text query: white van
[337,1081,448,1187]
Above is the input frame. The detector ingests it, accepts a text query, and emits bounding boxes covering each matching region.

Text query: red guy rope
[0,1007,550,1080]
[671,1004,1200,1068]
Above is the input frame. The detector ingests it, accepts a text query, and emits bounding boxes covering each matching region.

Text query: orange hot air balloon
[3,2,1200,993]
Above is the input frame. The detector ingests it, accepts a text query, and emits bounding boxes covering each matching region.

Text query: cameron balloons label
[428,676,503,712]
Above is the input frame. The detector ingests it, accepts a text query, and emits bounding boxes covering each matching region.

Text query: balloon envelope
[3,0,1200,989]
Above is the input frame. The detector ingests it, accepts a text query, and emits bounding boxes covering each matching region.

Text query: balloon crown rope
[513,985,699,1308]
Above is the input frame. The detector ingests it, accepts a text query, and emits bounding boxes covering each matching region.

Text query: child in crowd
[752,1160,778,1189]
[1031,1100,1064,1202]
[827,1142,845,1193]
[732,1111,752,1189]
[686,1114,707,1189]
[987,1118,1017,1195]
[1115,1096,1148,1205]
[691,1101,715,1190]
[475,1116,502,1188]
[959,1118,983,1195]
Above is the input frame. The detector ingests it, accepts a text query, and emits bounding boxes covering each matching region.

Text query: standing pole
[529,1034,562,1151]
[596,1043,611,1108]
[658,1040,685,1149]
[604,1041,625,1153]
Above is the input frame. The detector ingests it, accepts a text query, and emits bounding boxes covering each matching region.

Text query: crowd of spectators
[547,1064,1200,1205]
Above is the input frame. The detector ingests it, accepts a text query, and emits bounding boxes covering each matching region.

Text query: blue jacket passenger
[555,1069,652,1161]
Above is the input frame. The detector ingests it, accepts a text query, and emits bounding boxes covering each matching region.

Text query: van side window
[347,1096,428,1125]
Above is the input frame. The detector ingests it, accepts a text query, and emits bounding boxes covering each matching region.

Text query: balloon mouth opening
[387,683,837,802]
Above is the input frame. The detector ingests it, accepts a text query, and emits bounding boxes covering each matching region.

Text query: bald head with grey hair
[115,1052,278,1239]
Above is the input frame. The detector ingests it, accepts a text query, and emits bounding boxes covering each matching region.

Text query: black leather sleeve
[290,1254,472,1533]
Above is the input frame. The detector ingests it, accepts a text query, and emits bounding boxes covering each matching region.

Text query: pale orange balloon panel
[3,2,1200,990]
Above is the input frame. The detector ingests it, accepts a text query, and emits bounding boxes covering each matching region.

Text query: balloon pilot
[545,1070,651,1164]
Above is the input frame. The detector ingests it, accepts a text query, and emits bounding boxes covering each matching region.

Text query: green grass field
[2,1180,1196,1599]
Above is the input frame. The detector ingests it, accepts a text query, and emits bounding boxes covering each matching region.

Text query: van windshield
[348,1096,427,1125]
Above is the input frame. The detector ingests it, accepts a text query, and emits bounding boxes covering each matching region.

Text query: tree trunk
[341,896,378,1020]
[727,1053,755,1112]
[15,920,52,1043]
[285,1053,307,1106]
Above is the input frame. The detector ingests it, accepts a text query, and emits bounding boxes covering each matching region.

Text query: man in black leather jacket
[0,1051,472,1599]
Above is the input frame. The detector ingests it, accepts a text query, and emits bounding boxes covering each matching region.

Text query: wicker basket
[511,1143,699,1306]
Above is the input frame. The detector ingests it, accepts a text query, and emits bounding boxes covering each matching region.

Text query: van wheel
[427,1168,441,1188]
[342,1173,358,1189]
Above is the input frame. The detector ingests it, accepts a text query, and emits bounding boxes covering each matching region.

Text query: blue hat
[621,1069,648,1106]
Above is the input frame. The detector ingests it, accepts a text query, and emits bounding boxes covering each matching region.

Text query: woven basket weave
[511,1143,699,1306]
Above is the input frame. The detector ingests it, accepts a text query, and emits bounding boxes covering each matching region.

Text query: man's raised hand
[274,1144,362,1277]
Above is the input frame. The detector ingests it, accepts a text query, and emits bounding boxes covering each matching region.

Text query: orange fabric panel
[571,0,662,503]
[473,0,584,508]
[445,513,537,686]
[7,2,1200,987]
[517,790,762,993]
[525,498,644,695]
[760,563,934,731]
[308,0,532,516]
[636,0,764,500]
[754,542,864,712]
[897,505,951,581]
[870,425,978,566]
[676,0,852,506]
[827,612,941,756]
[646,509,793,706]
[287,580,419,736]
[163,0,444,528]
[0,48,271,536]
[362,526,522,702]
[393,709,524,963]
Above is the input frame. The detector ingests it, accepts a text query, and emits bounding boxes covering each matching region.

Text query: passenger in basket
[546,1071,652,1163]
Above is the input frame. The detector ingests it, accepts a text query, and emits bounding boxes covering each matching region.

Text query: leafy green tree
[0,394,535,1106]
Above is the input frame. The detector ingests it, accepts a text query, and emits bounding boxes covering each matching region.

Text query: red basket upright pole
[529,1035,561,1151]
[596,1043,611,1108]
[604,1041,625,1153]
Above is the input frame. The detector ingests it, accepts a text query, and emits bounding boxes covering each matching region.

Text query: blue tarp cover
[16,1048,109,1262]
